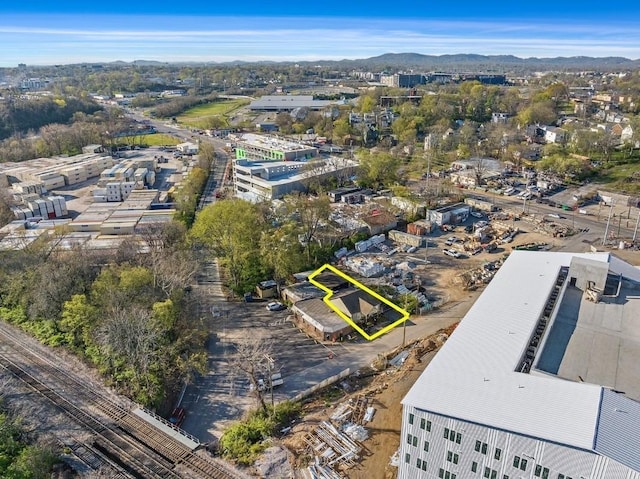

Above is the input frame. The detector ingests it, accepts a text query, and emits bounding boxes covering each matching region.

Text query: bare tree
[230,332,276,411]
[96,305,161,392]
[154,250,198,298]
[473,157,489,186]
[283,192,331,262]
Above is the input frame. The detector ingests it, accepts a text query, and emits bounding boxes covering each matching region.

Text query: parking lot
[180,261,340,443]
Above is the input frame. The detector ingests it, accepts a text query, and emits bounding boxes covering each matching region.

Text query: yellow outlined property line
[308,264,410,341]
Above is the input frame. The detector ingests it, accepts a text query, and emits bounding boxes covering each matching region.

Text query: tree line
[0,94,100,141]
[0,222,207,409]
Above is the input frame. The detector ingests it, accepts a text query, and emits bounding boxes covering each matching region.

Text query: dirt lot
[281,325,457,479]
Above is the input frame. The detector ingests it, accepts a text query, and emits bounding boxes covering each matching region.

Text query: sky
[2,1,640,67]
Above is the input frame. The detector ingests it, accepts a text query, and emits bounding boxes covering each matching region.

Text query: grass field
[119,133,181,146]
[177,99,250,129]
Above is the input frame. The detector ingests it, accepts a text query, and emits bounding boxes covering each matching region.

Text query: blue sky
[2,1,640,66]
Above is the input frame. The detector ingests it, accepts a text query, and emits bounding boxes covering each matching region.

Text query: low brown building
[291,287,389,341]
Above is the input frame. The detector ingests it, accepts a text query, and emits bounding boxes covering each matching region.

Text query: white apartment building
[400,251,640,479]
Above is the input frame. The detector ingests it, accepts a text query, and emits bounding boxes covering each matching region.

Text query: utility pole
[402,295,409,347]
[603,201,615,246]
[633,211,640,243]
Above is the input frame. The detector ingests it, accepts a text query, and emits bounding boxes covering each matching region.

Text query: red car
[169,407,185,427]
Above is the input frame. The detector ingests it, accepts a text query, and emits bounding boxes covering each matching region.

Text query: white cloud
[1,14,640,65]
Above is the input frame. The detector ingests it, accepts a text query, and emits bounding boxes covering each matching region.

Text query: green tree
[189,199,264,292]
[357,150,402,189]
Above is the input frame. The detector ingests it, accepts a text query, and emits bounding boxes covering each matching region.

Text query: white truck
[256,373,284,391]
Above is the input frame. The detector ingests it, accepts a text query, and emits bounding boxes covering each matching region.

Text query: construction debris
[303,421,361,469]
[342,423,369,442]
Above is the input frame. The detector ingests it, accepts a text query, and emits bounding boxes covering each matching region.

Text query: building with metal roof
[248,95,333,111]
[399,251,640,479]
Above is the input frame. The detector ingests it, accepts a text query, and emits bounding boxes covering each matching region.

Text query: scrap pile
[303,395,374,477]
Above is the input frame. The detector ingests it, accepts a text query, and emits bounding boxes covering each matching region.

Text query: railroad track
[0,322,240,479]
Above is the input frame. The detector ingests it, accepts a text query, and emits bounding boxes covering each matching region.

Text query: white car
[266,301,286,311]
[443,248,461,258]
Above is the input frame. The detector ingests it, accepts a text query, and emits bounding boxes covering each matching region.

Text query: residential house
[542,126,567,144]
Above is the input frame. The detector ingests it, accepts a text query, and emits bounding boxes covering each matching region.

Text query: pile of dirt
[253,445,294,479]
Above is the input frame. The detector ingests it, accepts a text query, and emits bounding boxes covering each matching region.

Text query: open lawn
[592,150,640,194]
[177,99,250,129]
[118,133,181,147]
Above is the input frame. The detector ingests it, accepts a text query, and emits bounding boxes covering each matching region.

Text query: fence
[290,368,352,403]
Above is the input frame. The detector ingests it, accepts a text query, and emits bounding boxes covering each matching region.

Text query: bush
[219,401,301,465]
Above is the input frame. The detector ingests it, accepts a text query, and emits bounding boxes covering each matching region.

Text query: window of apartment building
[407,434,412,445]
[520,459,527,471]
[422,460,427,471]
[405,453,411,464]
[491,471,497,479]
[439,468,445,478]
[476,440,488,454]
[535,465,544,477]
[542,468,549,479]
[484,467,491,478]
[513,456,520,468]
[407,434,417,447]
[417,458,422,469]
[409,413,414,425]
[472,462,478,473]
[449,429,456,441]
[503,476,509,479]
[413,436,418,447]
[456,432,462,444]
[420,417,432,431]
[494,448,502,460]
[446,451,459,465]
[444,428,450,439]
[423,441,430,452]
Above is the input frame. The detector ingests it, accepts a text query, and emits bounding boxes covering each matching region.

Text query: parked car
[443,248,461,258]
[470,211,484,218]
[266,301,286,311]
[445,236,460,246]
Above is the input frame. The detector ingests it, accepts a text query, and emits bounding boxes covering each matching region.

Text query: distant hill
[16,53,640,72]
[321,53,640,72]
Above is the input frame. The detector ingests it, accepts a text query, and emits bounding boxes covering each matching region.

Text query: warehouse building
[248,95,333,112]
[399,251,640,479]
